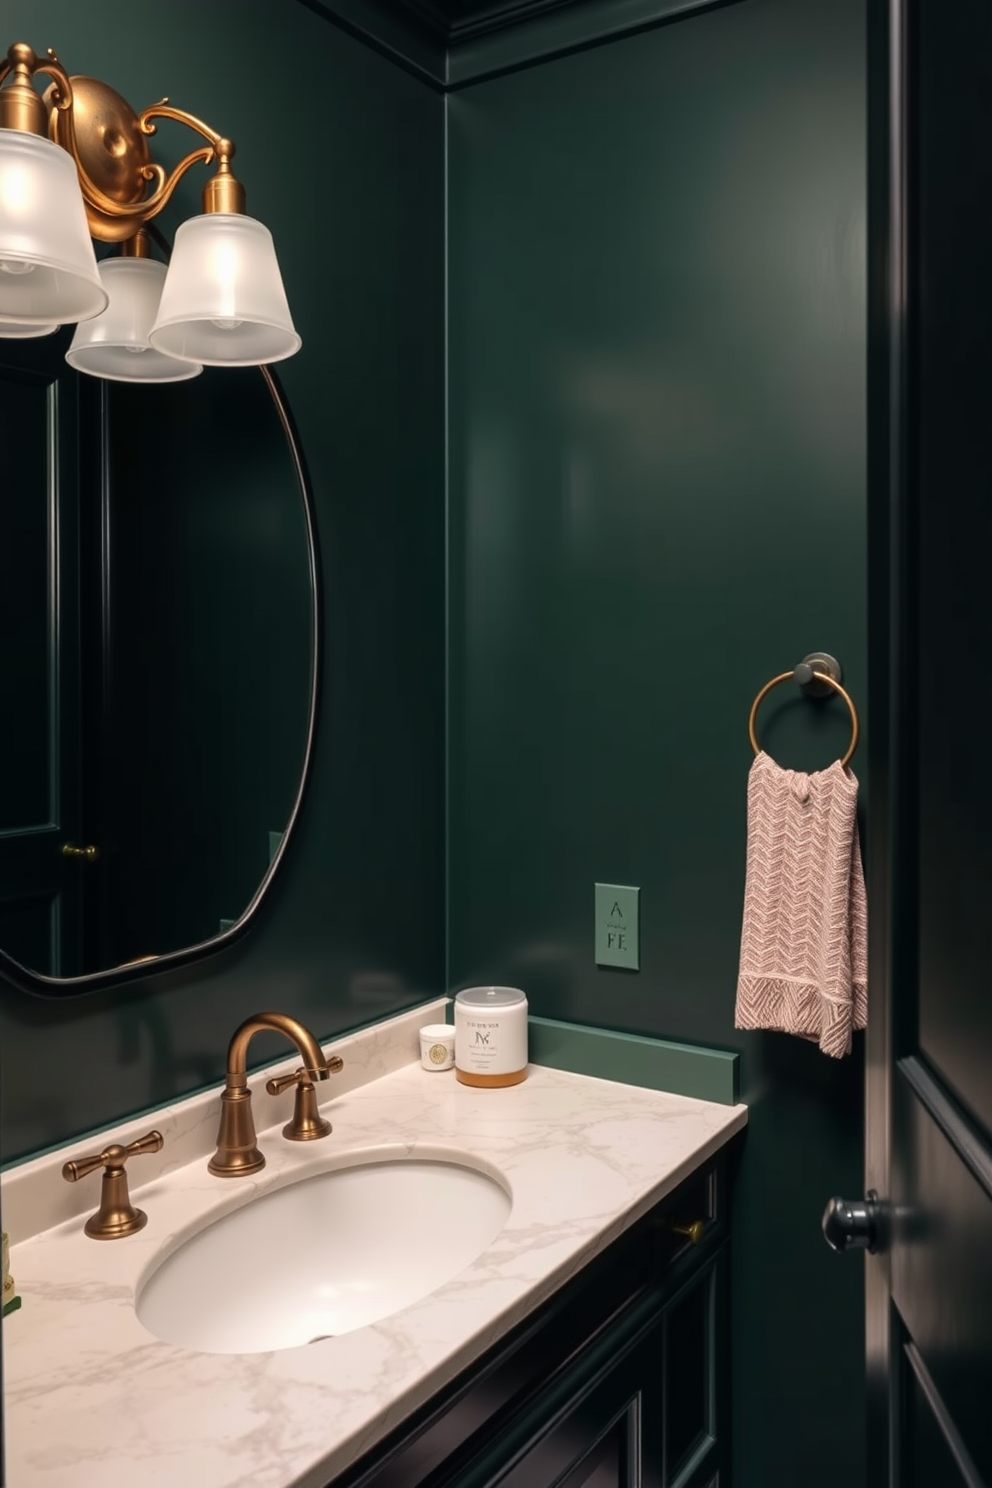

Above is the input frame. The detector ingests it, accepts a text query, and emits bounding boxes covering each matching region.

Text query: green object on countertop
[2,1229,19,1316]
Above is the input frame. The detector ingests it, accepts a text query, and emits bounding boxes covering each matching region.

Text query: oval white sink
[136,1159,510,1354]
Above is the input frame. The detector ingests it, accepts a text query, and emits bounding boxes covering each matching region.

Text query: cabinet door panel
[490,1365,646,1488]
[560,1406,635,1488]
[450,1253,724,1488]
[665,1269,712,1482]
[481,1265,722,1488]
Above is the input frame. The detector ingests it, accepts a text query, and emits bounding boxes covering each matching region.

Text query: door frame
[865,0,913,1479]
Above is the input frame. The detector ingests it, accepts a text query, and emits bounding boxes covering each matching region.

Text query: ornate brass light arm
[49,90,244,240]
[139,99,226,154]
[137,124,246,218]
[138,101,246,214]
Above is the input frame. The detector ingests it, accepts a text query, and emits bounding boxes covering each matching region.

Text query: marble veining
[3,1008,746,1488]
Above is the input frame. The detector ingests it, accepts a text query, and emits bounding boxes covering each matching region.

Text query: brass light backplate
[43,75,151,242]
[48,76,150,203]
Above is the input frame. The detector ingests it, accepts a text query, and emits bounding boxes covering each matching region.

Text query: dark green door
[0,346,87,978]
[851,1,992,1483]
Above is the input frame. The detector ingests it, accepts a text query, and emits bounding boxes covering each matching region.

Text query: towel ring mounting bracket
[794,652,843,697]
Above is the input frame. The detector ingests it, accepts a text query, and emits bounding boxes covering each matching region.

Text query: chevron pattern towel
[735,752,867,1058]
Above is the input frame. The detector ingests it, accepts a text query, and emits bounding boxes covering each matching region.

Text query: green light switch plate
[595,883,640,970]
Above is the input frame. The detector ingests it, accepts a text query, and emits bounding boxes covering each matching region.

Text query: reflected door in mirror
[0,350,88,976]
[0,336,315,986]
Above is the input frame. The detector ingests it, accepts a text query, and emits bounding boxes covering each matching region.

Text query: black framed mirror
[0,330,319,995]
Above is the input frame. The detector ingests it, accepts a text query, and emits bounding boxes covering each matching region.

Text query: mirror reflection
[0,336,315,984]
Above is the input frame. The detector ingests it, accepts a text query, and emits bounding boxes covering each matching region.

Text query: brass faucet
[208,1012,342,1177]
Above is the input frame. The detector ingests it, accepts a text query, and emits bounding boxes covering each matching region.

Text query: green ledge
[527,1016,739,1106]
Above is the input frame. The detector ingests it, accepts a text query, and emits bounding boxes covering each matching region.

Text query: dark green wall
[1,3,869,1480]
[0,0,445,1160]
[446,2,867,1485]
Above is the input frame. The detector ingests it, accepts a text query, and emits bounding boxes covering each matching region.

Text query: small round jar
[419,1023,455,1071]
[454,986,528,1088]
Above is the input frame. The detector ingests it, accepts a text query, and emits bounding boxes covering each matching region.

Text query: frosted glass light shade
[0,129,107,325]
[148,214,301,366]
[0,317,59,338]
[66,259,202,382]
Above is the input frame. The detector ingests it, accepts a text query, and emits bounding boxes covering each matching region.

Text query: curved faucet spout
[224,1011,331,1089]
[208,1011,338,1178]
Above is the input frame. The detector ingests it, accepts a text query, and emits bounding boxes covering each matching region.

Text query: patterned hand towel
[735,751,867,1058]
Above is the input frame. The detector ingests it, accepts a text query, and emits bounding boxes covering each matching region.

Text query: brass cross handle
[266,1057,343,1143]
[62,1130,164,1239]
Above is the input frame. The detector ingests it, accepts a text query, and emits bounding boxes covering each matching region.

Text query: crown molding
[398,0,452,37]
[297,0,447,85]
[303,0,743,88]
[446,0,582,42]
[446,0,742,85]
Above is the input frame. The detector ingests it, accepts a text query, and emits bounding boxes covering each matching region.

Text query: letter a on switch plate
[595,884,640,970]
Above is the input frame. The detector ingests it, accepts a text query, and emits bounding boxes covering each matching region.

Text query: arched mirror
[0,329,318,993]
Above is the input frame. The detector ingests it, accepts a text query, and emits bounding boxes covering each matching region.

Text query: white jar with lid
[454,986,529,1087]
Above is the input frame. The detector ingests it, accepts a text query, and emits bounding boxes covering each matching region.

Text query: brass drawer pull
[671,1220,706,1246]
[62,1130,164,1239]
[62,843,99,862]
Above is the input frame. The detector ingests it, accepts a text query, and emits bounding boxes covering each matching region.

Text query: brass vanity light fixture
[62,1130,164,1239]
[0,42,300,376]
[209,1013,343,1177]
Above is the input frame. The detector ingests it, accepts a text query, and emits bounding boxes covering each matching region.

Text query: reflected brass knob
[266,1058,343,1142]
[62,843,99,862]
[672,1219,706,1246]
[62,1130,163,1239]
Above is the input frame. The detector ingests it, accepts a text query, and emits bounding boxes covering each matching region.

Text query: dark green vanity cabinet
[332,1152,733,1488]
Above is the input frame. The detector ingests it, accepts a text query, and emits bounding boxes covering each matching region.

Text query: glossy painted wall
[446,1,867,1484]
[0,0,445,1160]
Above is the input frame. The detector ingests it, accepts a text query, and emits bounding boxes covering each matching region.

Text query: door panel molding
[891,1069,992,1486]
[904,1342,987,1488]
[898,1057,992,1203]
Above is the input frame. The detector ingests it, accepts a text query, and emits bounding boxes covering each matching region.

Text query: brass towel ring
[749,668,860,769]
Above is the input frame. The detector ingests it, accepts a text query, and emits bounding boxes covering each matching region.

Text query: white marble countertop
[2,1003,746,1488]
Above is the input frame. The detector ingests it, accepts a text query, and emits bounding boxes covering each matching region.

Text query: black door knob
[822,1191,881,1254]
